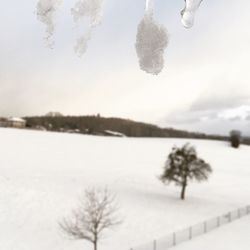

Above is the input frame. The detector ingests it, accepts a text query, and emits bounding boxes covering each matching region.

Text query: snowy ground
[174,215,250,250]
[0,128,249,250]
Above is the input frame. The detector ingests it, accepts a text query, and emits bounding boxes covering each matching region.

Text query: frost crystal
[135,0,169,75]
[181,0,203,28]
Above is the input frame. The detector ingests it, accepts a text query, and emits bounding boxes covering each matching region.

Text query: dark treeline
[243,137,250,145]
[24,115,249,145]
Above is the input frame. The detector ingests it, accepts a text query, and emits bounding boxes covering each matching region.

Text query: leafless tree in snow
[59,187,121,250]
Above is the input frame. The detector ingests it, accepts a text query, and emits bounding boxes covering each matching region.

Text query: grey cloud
[228,116,243,122]
[164,110,250,136]
[166,110,219,125]
[166,108,250,126]
[190,93,250,112]
[166,84,250,128]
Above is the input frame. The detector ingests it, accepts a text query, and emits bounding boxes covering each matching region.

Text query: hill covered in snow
[0,128,249,250]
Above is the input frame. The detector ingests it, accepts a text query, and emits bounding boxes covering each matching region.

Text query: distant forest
[25,115,250,145]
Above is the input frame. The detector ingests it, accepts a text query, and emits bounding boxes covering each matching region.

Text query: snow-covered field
[174,215,250,250]
[0,128,249,250]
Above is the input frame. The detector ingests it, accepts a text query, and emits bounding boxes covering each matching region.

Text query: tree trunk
[94,241,97,250]
[181,183,187,200]
[93,233,98,250]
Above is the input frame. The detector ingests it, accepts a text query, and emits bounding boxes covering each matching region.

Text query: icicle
[145,0,154,14]
[74,31,91,56]
[71,0,104,57]
[181,0,203,28]
[36,0,63,48]
[135,0,169,75]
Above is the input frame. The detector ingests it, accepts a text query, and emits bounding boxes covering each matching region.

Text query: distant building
[1,117,27,128]
[0,118,8,127]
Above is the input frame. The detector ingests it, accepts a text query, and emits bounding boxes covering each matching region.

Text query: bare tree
[59,188,121,250]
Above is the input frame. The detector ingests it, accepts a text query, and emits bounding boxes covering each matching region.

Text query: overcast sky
[0,0,250,136]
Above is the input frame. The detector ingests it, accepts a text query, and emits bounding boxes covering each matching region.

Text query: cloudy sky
[0,0,250,135]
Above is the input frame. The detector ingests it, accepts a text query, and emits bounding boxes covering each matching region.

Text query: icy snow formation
[135,0,169,75]
[36,0,62,48]
[181,0,203,28]
[71,0,104,56]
